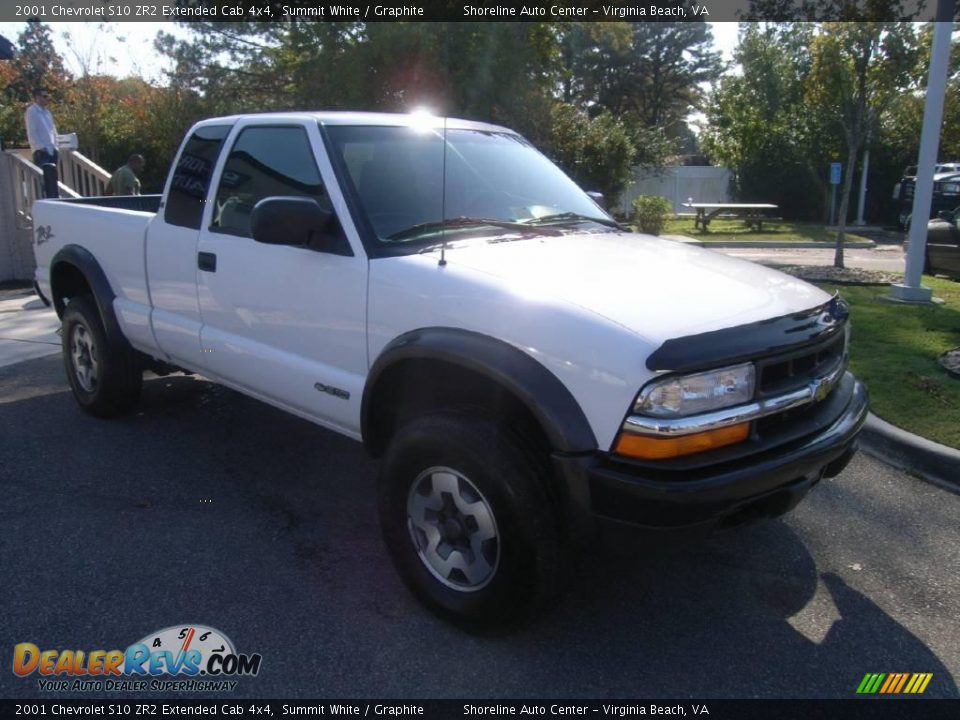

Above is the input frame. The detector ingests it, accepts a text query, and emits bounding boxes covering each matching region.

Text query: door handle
[198,252,217,272]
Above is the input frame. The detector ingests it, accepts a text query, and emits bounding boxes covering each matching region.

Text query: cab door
[195,121,368,436]
[146,123,232,369]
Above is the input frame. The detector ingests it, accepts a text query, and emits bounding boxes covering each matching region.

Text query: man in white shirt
[24,87,59,198]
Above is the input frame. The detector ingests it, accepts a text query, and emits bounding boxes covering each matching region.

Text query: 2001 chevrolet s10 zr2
[32,112,868,625]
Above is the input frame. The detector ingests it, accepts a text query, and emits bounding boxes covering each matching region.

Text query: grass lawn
[662,217,873,243]
[815,277,960,449]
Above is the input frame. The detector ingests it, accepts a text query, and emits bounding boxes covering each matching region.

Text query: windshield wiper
[521,212,621,229]
[387,217,553,242]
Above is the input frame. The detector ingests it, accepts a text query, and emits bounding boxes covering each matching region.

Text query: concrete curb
[859,412,960,493]
[668,237,876,249]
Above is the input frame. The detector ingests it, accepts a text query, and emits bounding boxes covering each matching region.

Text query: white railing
[6,148,111,229]
[8,152,80,229]
[59,149,111,197]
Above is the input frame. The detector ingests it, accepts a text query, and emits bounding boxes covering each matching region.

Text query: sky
[0,21,743,84]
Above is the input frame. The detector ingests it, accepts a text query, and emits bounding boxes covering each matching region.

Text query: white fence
[618,166,733,215]
[0,149,110,282]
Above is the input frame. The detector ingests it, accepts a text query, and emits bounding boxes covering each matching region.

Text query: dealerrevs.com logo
[12,625,262,692]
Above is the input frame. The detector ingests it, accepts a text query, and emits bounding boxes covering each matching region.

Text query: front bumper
[556,374,868,536]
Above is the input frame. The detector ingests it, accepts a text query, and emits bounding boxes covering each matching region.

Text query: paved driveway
[0,289,59,368]
[717,245,907,274]
[0,354,957,699]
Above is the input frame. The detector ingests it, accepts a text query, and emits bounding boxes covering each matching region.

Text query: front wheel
[378,412,562,627]
[61,295,142,418]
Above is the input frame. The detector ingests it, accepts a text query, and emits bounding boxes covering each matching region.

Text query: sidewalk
[663,228,906,274]
[714,245,906,274]
[0,287,60,368]
[664,235,877,249]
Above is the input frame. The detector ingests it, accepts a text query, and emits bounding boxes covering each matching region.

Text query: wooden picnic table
[682,202,779,232]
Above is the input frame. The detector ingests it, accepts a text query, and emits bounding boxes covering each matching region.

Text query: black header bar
[1,700,957,719]
[0,0,945,24]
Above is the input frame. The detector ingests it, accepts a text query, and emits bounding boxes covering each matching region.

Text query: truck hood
[424,231,831,345]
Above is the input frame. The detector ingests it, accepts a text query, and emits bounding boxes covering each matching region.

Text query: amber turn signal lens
[614,422,750,460]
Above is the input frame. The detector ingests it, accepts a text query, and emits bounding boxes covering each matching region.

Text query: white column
[891,5,954,302]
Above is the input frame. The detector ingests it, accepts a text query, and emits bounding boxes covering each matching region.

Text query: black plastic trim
[586,376,869,529]
[49,244,131,352]
[362,327,597,454]
[646,296,849,373]
[197,252,217,273]
[33,281,51,307]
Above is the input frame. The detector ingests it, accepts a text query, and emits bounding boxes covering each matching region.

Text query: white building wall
[618,166,733,215]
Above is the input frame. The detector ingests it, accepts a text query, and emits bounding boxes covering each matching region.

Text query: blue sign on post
[830,162,842,185]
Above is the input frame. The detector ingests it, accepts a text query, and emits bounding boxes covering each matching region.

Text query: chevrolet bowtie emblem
[811,375,833,402]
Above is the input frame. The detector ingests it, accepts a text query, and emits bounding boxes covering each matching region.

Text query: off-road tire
[61,295,142,418]
[378,411,562,627]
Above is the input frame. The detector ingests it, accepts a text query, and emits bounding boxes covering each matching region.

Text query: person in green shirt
[105,154,145,196]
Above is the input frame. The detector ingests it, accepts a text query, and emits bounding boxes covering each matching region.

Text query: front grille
[753,329,847,438]
[757,330,846,398]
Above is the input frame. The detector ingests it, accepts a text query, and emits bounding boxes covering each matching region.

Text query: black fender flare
[49,244,132,352]
[362,327,597,455]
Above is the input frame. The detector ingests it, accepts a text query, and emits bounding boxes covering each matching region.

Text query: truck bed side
[33,198,159,353]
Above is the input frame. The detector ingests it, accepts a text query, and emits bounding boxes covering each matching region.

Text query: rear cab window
[164,124,232,229]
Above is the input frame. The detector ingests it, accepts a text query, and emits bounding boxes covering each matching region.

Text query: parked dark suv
[904,207,960,278]
[894,164,960,228]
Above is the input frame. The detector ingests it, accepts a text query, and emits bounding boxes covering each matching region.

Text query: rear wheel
[378,411,562,627]
[62,295,142,417]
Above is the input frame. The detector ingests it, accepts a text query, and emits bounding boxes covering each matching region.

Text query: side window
[211,126,327,238]
[164,124,231,229]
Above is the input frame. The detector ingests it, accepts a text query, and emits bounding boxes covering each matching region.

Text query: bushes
[545,104,638,209]
[632,195,673,235]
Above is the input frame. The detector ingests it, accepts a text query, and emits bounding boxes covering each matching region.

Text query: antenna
[439,114,448,267]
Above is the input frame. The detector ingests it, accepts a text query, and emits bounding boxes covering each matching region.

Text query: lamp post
[890,0,955,302]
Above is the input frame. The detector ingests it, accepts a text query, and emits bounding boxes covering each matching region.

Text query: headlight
[635,363,756,418]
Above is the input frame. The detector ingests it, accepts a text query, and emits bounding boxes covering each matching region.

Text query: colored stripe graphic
[857,673,932,694]
[893,673,910,693]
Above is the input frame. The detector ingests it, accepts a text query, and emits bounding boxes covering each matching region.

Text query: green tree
[880,22,960,167]
[559,20,724,131]
[701,23,832,220]
[154,20,681,204]
[543,103,638,206]
[806,21,917,267]
[0,22,70,147]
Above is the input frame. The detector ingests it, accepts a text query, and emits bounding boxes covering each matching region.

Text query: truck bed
[52,194,162,214]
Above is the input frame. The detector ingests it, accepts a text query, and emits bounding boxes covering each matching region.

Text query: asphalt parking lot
[1,350,958,700]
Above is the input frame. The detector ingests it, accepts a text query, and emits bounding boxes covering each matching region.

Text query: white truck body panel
[33,201,155,351]
[368,235,831,449]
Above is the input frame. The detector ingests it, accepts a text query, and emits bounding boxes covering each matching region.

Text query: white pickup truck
[33,112,868,625]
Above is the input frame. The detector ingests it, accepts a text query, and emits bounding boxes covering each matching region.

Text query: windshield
[324,124,613,246]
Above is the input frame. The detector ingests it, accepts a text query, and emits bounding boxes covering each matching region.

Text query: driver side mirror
[250,197,352,256]
[937,209,955,222]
